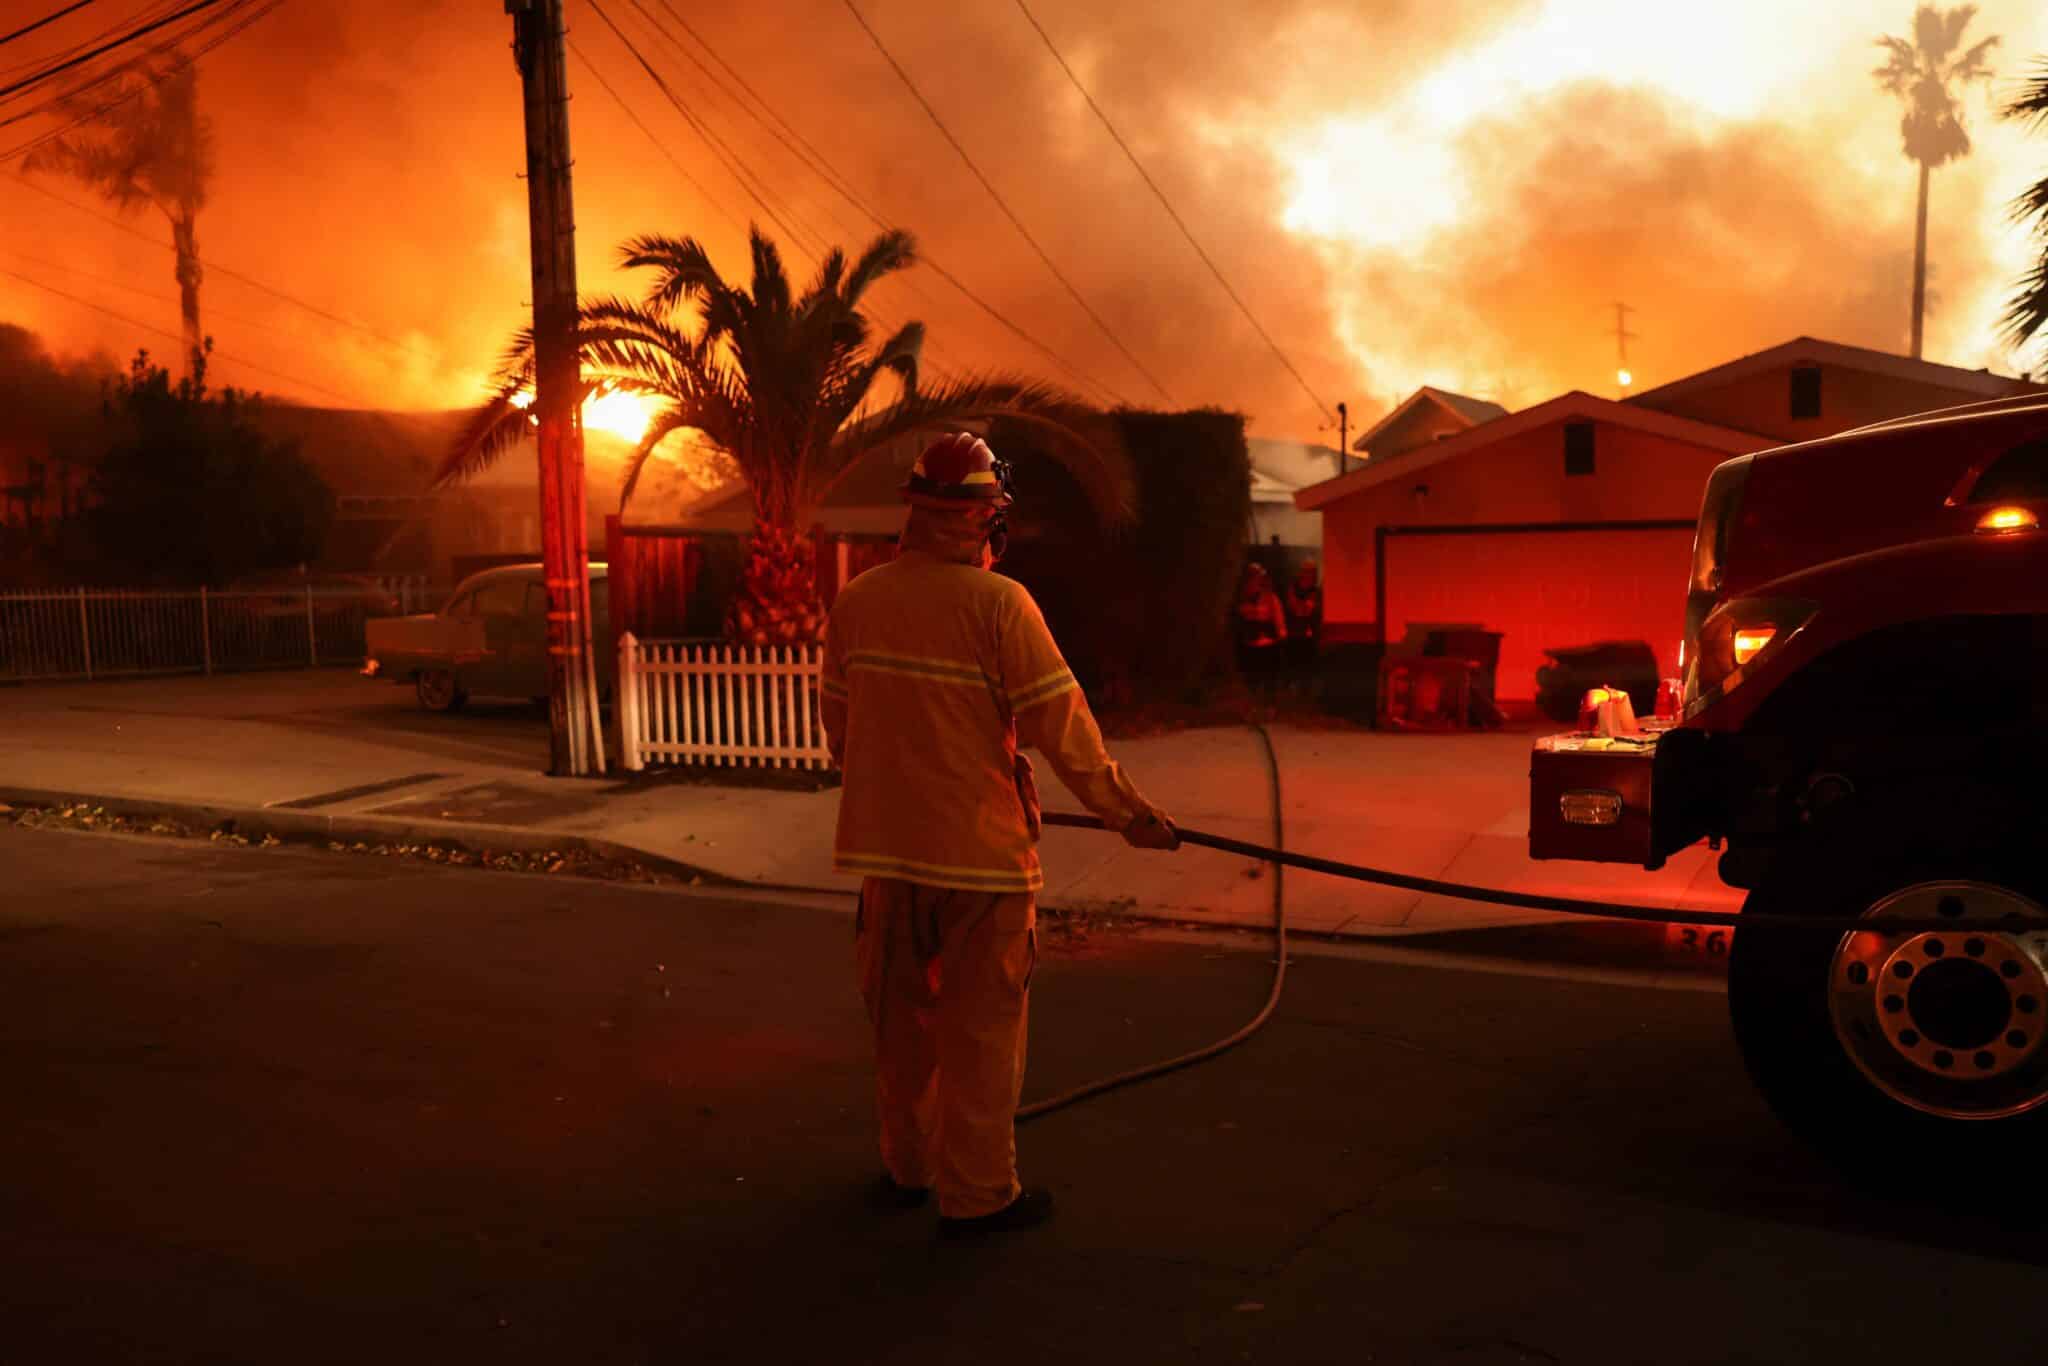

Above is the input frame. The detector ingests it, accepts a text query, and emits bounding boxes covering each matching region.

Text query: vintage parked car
[363,563,611,711]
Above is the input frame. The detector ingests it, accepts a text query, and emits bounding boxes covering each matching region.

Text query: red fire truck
[1531,393,2048,1164]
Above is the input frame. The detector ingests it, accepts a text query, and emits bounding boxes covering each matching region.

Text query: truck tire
[1729,840,2048,1174]
[416,669,468,713]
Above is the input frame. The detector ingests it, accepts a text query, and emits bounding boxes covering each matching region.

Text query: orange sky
[4,0,2048,462]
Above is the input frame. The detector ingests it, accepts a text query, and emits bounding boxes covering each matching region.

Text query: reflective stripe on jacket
[821,549,1149,893]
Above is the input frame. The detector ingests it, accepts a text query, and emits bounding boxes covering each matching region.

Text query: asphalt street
[4,822,2046,1365]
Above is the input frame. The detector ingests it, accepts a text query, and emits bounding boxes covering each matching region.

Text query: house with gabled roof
[1294,339,2044,704]
[1352,385,1509,463]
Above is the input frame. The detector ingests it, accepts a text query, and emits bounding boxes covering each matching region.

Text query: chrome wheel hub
[1829,881,2048,1120]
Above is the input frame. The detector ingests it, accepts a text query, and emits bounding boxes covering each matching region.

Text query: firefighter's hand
[1123,808,1181,851]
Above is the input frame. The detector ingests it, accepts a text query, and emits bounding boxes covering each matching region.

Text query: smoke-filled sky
[5,0,2048,449]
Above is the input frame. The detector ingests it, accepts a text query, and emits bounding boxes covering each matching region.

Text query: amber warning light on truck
[1731,627,1776,665]
[1976,505,2039,534]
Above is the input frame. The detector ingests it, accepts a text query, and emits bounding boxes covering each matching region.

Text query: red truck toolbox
[1529,729,1664,867]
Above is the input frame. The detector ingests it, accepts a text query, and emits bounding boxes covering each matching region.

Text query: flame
[501,386,659,445]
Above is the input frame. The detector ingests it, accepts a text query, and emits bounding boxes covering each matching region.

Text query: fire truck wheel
[415,669,468,713]
[1729,847,2048,1173]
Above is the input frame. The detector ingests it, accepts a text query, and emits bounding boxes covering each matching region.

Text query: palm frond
[434,388,536,487]
[2012,173,2048,230]
[843,229,918,308]
[1999,258,2048,353]
[620,232,729,313]
[1917,4,1955,63]
[1939,5,1979,61]
[619,407,700,511]
[2002,62,2048,125]
[1873,35,1918,93]
[748,227,792,320]
[1950,34,1999,82]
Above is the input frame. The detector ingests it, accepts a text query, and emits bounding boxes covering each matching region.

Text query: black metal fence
[0,581,436,683]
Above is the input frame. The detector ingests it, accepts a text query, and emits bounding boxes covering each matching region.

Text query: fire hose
[1016,723,2042,1122]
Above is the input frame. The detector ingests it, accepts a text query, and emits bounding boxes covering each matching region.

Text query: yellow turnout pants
[856,877,1037,1219]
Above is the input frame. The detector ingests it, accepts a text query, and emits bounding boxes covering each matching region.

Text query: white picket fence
[618,633,834,771]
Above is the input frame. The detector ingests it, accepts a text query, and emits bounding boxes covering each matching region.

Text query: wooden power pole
[508,0,603,776]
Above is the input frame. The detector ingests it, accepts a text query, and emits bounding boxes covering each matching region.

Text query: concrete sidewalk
[0,669,1744,942]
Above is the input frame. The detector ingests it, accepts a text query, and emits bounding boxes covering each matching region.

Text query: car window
[471,581,527,618]
[523,583,550,619]
[1971,436,2048,503]
[443,590,475,618]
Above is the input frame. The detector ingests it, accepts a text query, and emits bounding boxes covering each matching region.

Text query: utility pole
[1337,401,1349,476]
[1612,302,1638,396]
[508,0,603,776]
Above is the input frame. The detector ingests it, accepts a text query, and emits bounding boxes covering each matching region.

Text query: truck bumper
[1529,730,1667,869]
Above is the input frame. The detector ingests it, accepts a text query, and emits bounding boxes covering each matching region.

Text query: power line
[636,1,1129,406]
[596,2,974,383]
[565,36,745,237]
[630,0,992,381]
[0,240,323,346]
[0,0,230,102]
[586,0,821,262]
[0,0,263,131]
[838,0,1173,404]
[0,0,281,152]
[6,170,439,362]
[0,263,371,404]
[0,1,100,50]
[570,23,965,388]
[627,0,859,254]
[1007,0,1330,423]
[0,0,179,79]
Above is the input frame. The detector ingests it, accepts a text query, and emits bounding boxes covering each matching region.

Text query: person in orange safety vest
[820,432,1181,1237]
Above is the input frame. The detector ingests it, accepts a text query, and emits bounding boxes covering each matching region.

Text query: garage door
[1382,524,1695,700]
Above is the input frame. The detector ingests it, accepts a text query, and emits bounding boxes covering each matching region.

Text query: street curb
[0,784,746,890]
[0,783,1727,977]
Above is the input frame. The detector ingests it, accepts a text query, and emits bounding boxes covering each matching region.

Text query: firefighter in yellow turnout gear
[820,433,1180,1235]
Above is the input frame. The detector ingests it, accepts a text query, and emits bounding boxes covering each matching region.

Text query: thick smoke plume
[2,0,2042,454]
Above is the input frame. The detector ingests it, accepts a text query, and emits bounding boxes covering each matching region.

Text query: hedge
[991,408,1250,706]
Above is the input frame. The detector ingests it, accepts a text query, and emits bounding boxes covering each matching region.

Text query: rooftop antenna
[1613,302,1638,397]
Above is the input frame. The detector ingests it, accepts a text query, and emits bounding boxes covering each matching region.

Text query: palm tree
[1874,4,1999,359]
[25,61,213,379]
[1998,60,2048,360]
[439,224,1131,647]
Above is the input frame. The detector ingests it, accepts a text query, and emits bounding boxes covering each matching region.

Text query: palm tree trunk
[172,209,204,380]
[1911,160,1930,360]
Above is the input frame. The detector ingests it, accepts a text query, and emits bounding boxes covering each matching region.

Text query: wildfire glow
[584,390,659,445]
[503,387,660,445]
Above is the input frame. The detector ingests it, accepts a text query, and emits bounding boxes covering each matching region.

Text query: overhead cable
[7,170,438,362]
[587,0,822,262]
[838,0,1173,404]
[640,0,1129,405]
[0,263,371,405]
[1008,0,1332,423]
[567,15,962,388]
[566,36,747,236]
[0,0,230,101]
[0,0,282,152]
[0,1,100,51]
